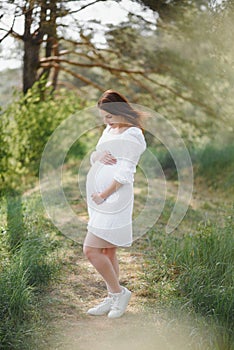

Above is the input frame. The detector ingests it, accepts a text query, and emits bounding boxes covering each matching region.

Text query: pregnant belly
[86,162,133,209]
[87,162,118,193]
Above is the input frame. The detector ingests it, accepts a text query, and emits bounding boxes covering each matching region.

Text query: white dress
[86,125,146,247]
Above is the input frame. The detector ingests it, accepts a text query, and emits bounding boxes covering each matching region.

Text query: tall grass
[173,220,233,329]
[142,139,234,349]
[0,258,36,350]
[194,141,234,194]
[18,233,60,289]
[0,193,61,349]
[144,141,234,188]
[145,216,234,349]
[5,188,25,252]
[197,142,234,176]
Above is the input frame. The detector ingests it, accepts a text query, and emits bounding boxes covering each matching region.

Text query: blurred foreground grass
[0,193,62,349]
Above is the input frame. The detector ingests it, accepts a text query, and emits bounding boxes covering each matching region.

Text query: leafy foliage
[0,80,87,192]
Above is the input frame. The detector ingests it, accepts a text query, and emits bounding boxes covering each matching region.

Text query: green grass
[143,214,234,349]
[141,139,234,349]
[144,141,234,192]
[196,142,234,175]
[194,141,234,194]
[0,193,62,349]
[0,259,36,350]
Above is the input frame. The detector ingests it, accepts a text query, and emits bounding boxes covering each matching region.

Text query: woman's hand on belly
[91,192,105,205]
[98,150,117,165]
[91,180,123,204]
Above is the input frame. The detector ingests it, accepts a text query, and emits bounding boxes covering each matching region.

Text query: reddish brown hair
[97,89,143,129]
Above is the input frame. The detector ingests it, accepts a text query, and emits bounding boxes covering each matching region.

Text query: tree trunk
[23,38,40,94]
[22,3,42,94]
[22,1,46,94]
[39,0,58,90]
[51,41,60,90]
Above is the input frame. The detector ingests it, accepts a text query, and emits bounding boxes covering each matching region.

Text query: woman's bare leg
[102,247,119,292]
[103,247,119,276]
[83,245,121,293]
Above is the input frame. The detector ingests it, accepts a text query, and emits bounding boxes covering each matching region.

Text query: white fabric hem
[87,224,132,247]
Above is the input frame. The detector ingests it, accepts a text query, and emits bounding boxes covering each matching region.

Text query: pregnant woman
[83,90,146,319]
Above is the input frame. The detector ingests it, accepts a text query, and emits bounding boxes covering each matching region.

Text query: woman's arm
[91,180,123,204]
[100,180,123,200]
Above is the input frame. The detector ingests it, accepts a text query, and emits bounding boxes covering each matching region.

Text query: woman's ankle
[109,286,123,294]
[109,286,122,294]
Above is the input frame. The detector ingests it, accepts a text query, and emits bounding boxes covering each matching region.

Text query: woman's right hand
[97,150,117,165]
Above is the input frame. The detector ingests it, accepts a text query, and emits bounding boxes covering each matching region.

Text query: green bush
[0,80,87,191]
[0,112,10,188]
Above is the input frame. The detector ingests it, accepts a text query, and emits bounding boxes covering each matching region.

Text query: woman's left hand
[91,192,105,205]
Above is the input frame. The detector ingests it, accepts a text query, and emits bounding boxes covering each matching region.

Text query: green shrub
[0,111,10,188]
[0,80,87,191]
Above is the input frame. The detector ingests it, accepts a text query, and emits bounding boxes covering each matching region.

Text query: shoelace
[98,296,112,306]
[110,294,122,310]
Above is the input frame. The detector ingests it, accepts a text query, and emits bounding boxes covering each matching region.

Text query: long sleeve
[113,127,146,184]
[113,159,135,184]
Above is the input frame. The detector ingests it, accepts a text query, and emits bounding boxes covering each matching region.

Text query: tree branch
[40,63,104,91]
[56,80,80,91]
[67,0,106,15]
[129,74,161,102]
[0,28,13,43]
[0,15,17,43]
[58,37,91,46]
[40,56,149,74]
[123,9,157,27]
[143,75,216,116]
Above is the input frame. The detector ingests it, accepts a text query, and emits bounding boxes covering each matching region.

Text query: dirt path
[41,174,230,350]
[42,243,203,350]
[42,244,160,350]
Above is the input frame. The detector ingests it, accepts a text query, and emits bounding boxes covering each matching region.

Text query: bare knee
[83,245,92,259]
[83,245,99,260]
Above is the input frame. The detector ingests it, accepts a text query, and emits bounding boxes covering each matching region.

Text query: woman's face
[100,110,127,128]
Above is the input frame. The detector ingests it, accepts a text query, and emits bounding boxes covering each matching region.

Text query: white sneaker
[108,287,131,319]
[87,294,113,316]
